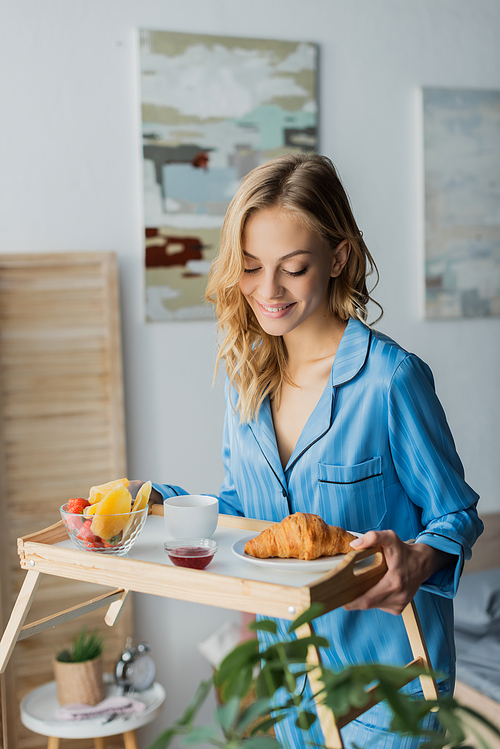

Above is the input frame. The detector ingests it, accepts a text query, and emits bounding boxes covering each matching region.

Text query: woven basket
[53,655,105,706]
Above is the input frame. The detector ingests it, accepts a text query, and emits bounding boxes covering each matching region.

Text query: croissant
[244,512,357,561]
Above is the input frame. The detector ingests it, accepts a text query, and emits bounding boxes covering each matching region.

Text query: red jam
[167,546,214,570]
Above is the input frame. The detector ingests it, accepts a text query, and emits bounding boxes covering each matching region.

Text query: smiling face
[239,206,349,339]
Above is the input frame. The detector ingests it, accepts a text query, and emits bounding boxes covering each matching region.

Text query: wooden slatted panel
[0,252,132,749]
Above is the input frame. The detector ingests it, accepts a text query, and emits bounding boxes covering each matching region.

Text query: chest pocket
[318,457,386,533]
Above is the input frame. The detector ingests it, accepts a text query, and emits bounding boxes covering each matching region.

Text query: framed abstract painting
[423,87,500,319]
[138,29,318,321]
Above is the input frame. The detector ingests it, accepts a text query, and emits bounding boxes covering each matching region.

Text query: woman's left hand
[342,530,453,616]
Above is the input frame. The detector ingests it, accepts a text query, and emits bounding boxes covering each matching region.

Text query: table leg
[47,738,60,749]
[123,730,139,749]
[0,570,41,673]
[295,622,344,749]
[94,737,106,749]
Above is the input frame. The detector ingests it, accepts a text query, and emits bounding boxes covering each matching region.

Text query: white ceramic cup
[163,495,219,539]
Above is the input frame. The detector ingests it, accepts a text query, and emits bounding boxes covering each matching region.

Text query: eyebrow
[243,250,312,262]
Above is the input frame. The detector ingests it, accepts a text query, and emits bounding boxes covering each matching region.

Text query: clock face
[127,652,156,690]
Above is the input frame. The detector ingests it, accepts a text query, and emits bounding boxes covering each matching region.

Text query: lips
[261,303,294,312]
[256,300,296,318]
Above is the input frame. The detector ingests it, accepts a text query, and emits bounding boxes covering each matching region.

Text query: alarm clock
[115,638,156,692]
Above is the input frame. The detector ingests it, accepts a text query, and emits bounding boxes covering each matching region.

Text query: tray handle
[310,545,388,612]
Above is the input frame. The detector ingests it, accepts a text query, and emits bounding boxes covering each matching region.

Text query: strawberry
[84,539,105,550]
[67,498,90,514]
[66,514,84,532]
[77,520,104,549]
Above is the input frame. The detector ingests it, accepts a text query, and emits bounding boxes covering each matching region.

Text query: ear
[330,239,351,278]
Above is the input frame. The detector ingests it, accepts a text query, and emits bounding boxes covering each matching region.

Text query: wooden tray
[15,507,388,621]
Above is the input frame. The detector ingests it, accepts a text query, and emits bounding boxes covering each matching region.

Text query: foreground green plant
[148,605,500,749]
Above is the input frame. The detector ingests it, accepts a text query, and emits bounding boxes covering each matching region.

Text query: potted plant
[53,628,105,706]
[147,605,500,749]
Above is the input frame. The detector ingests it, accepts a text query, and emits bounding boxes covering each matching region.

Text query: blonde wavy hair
[205,153,381,423]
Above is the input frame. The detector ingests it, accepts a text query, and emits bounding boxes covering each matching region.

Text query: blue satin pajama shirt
[154,318,482,744]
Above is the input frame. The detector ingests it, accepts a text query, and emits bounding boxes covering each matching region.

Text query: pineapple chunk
[88,478,129,505]
[132,481,152,512]
[90,486,132,541]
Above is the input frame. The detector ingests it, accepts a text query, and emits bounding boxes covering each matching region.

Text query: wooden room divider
[0,252,131,749]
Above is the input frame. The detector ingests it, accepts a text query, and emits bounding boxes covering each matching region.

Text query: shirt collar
[330,317,372,387]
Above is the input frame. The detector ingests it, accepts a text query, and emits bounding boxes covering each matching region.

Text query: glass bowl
[60,503,148,556]
[164,537,218,569]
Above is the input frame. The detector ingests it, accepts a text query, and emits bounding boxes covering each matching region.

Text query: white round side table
[20,675,166,749]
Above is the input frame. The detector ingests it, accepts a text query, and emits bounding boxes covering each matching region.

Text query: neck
[283,314,348,373]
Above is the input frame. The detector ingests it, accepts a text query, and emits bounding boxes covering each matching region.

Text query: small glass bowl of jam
[164,538,218,570]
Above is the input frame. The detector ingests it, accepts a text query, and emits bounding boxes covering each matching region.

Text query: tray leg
[104,589,129,626]
[0,570,41,674]
[401,600,439,700]
[295,622,344,749]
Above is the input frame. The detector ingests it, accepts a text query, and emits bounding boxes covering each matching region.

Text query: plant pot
[53,655,105,706]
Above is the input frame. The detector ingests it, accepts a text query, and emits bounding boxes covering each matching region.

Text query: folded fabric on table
[55,696,146,721]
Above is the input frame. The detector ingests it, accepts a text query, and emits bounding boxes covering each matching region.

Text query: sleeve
[218,378,245,517]
[151,483,189,502]
[388,354,483,598]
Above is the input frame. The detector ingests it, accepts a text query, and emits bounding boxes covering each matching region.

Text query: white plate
[231,533,362,573]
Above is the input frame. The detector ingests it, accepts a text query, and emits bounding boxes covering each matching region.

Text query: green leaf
[236,698,274,734]
[146,726,186,749]
[260,636,328,665]
[294,710,317,730]
[255,664,286,698]
[384,692,421,734]
[435,708,466,744]
[239,737,281,749]
[287,603,325,633]
[178,678,213,726]
[219,664,255,702]
[249,619,277,635]
[347,679,370,709]
[321,686,352,717]
[216,640,260,687]
[181,726,219,744]
[320,665,355,691]
[218,696,242,733]
[249,715,285,736]
[144,679,213,749]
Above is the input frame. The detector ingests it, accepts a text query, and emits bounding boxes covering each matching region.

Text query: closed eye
[242,266,308,277]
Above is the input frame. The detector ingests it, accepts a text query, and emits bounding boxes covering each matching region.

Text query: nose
[259,270,283,301]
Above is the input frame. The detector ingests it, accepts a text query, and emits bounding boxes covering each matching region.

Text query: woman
[147,154,482,748]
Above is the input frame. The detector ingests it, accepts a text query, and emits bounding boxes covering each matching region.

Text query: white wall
[1,0,499,745]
